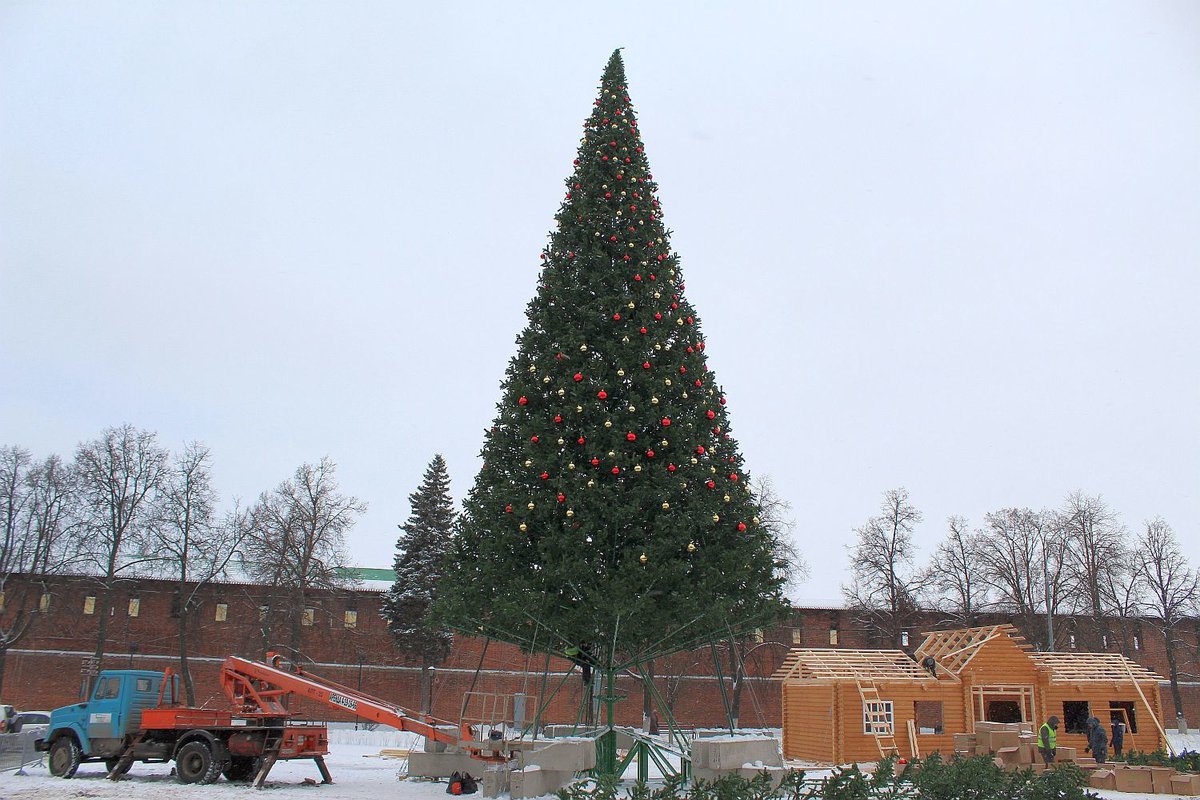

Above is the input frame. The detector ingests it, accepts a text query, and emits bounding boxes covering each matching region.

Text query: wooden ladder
[857,682,899,760]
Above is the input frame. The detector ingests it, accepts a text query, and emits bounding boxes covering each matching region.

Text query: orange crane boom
[220,652,477,751]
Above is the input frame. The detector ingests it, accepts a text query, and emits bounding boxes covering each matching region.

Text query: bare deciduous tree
[0,448,80,694]
[242,457,366,656]
[150,442,246,704]
[843,488,925,647]
[923,515,988,627]
[1059,491,1127,649]
[975,508,1067,649]
[74,425,168,666]
[1134,517,1199,727]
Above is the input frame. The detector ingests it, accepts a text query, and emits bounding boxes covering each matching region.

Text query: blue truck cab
[37,669,168,777]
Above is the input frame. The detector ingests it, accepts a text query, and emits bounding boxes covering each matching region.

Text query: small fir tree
[438,51,787,671]
[382,454,455,714]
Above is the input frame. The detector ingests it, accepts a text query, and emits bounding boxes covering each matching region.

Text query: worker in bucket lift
[1038,716,1060,765]
[564,644,594,685]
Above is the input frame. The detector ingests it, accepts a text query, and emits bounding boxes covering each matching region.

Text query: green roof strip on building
[335,567,394,582]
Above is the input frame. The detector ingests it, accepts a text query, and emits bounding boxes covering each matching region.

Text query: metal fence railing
[0,730,44,774]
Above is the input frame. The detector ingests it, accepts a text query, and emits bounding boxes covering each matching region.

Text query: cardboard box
[1113,767,1154,793]
[1147,766,1175,794]
[975,745,992,757]
[1170,774,1200,796]
[1088,770,1116,790]
[1054,746,1077,761]
[1072,757,1097,768]
[995,747,1021,768]
[988,731,1020,750]
[974,721,1005,732]
[952,733,976,748]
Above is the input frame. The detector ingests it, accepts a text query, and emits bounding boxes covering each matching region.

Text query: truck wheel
[48,737,82,778]
[223,756,258,782]
[176,740,221,784]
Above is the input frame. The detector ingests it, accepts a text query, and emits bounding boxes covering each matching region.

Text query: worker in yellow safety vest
[1038,716,1060,765]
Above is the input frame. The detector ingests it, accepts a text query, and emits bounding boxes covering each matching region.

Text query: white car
[9,711,50,734]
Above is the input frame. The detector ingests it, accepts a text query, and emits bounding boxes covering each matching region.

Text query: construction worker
[1111,718,1126,759]
[1085,716,1108,764]
[1038,716,1060,765]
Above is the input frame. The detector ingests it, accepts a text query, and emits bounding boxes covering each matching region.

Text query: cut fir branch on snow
[438,51,787,668]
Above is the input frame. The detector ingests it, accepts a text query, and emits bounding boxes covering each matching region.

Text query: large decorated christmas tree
[439,50,786,696]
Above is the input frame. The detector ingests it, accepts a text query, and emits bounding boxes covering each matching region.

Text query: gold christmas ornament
[712,514,720,523]
[661,439,669,446]
[543,376,551,383]
[634,465,642,473]
[524,459,533,467]
[691,458,698,465]
[607,451,616,457]
[580,344,588,352]
[566,509,574,517]
[664,378,672,386]
[661,502,670,510]
[681,392,688,399]
[568,462,576,470]
[558,389,566,397]
[576,405,583,412]
[651,396,659,404]
[627,301,635,309]
[617,369,625,377]
[752,516,761,525]
[604,420,613,428]
[639,553,648,564]
[587,480,595,488]
[687,542,696,553]
[557,438,565,445]
[627,405,636,412]
[527,502,535,510]
[724,494,731,503]
[653,291,661,299]
[519,523,528,532]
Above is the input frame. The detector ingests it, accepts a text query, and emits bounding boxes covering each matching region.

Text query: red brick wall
[4,574,1198,729]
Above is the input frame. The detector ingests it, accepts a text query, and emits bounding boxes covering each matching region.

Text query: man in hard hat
[1038,716,1060,765]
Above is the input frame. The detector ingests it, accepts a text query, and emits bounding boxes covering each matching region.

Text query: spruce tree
[438,51,786,671]
[382,454,455,714]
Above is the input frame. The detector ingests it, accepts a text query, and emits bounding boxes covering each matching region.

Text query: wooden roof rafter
[1029,652,1164,683]
[772,648,935,683]
[914,623,1030,674]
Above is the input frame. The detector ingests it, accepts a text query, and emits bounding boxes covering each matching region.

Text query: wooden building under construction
[773,624,1166,764]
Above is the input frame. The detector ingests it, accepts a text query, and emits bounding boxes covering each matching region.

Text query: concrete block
[482,768,509,798]
[515,739,596,773]
[407,751,484,780]
[690,736,782,772]
[509,767,580,800]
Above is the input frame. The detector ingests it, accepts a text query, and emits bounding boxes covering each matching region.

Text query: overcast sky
[2,2,1198,601]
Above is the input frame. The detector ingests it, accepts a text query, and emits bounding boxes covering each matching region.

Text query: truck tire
[176,740,223,785]
[223,756,258,782]
[48,736,82,778]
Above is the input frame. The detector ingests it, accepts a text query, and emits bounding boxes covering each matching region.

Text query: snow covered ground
[4,728,1200,800]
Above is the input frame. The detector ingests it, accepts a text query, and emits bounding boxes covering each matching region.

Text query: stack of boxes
[950,721,1200,795]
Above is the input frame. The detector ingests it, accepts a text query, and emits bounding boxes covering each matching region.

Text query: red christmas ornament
[577,436,586,444]
[613,313,621,321]
[719,396,727,405]
[591,457,600,466]
[639,327,648,335]
[645,449,655,458]
[605,192,612,198]
[729,473,739,481]
[574,372,583,382]
[706,480,715,489]
[597,390,608,400]
[626,432,637,441]
[667,463,677,472]
[540,472,549,480]
[661,417,671,427]
[696,446,705,455]
[505,504,512,513]
[694,379,702,387]
[642,362,651,369]
[706,410,716,419]
[634,274,642,281]
[554,415,563,423]
[531,436,539,443]
[611,466,620,475]
[679,366,687,374]
[649,274,656,281]
[737,522,747,532]
[654,312,662,321]
[518,396,528,406]
[557,493,566,503]
[573,159,579,165]
[687,316,694,324]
